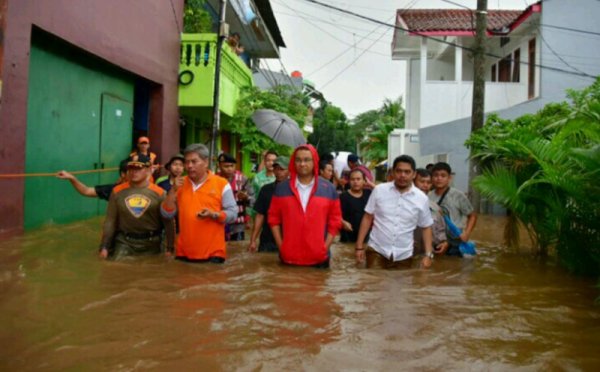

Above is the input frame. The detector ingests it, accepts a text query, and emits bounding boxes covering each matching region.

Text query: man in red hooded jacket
[268,144,342,268]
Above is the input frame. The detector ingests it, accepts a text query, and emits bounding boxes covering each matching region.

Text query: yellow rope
[0,167,119,179]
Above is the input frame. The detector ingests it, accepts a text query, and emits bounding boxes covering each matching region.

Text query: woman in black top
[340,169,371,242]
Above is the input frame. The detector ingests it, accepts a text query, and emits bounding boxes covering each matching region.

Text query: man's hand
[421,256,432,269]
[355,248,366,265]
[248,240,257,253]
[342,220,353,231]
[459,232,470,242]
[56,170,75,180]
[434,241,449,255]
[99,248,109,259]
[172,176,185,192]
[197,209,215,219]
[237,190,248,201]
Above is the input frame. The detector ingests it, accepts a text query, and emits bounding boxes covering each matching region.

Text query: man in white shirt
[355,155,434,269]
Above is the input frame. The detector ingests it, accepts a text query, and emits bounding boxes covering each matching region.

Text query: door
[98,94,133,190]
[25,35,134,229]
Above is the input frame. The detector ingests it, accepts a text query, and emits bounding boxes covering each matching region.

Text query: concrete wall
[406,59,421,130]
[421,81,528,128]
[0,0,184,237]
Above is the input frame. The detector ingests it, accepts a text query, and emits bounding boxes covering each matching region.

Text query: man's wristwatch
[425,251,434,259]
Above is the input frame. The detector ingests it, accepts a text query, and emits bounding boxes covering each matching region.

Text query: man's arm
[99,194,119,259]
[432,209,449,254]
[162,216,176,255]
[326,198,342,238]
[56,171,97,197]
[161,176,183,219]
[220,185,239,224]
[355,212,374,264]
[461,212,478,242]
[267,191,283,249]
[420,226,433,269]
[248,213,264,252]
[271,225,283,249]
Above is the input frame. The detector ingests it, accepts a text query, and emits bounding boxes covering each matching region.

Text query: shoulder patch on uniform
[112,182,131,194]
[125,194,152,218]
[148,183,165,197]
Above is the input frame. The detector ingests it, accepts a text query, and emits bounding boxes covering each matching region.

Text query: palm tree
[468,79,600,275]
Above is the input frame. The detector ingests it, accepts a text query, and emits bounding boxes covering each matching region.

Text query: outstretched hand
[56,170,75,180]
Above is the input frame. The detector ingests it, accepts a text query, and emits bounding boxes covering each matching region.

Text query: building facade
[0,0,183,236]
[390,1,600,193]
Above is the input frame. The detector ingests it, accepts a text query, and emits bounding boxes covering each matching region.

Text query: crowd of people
[56,136,478,269]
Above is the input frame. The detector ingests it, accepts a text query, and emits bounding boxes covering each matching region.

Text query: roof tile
[397,9,523,33]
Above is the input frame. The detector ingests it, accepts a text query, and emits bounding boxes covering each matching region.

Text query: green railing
[178,33,254,117]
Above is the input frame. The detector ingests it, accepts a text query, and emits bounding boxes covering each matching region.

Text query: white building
[389,1,600,192]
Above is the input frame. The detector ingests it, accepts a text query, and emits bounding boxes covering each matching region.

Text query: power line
[443,0,600,38]
[261,59,282,88]
[540,23,600,37]
[169,0,182,34]
[273,2,391,58]
[440,0,472,9]
[319,26,391,90]
[538,27,591,78]
[300,0,597,80]
[275,10,394,45]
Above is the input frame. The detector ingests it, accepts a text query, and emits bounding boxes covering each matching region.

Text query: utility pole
[209,0,228,170]
[468,0,487,213]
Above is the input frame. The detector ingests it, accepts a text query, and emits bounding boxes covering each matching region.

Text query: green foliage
[183,0,213,33]
[351,97,405,164]
[226,85,308,156]
[466,78,600,276]
[307,104,355,156]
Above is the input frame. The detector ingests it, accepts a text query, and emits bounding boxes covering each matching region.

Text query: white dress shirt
[365,182,433,261]
[295,177,315,212]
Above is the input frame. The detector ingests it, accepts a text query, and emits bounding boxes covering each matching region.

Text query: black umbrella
[251,109,306,148]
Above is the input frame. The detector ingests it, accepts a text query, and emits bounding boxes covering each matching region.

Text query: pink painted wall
[0,0,184,237]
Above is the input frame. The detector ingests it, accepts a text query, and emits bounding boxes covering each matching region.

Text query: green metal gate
[25,38,134,229]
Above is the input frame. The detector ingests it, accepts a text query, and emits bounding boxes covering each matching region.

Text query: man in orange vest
[161,143,238,263]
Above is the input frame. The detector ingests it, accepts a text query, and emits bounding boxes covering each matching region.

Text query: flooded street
[1,216,599,371]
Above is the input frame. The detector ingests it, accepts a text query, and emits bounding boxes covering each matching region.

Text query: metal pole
[209,0,228,170]
[468,0,487,212]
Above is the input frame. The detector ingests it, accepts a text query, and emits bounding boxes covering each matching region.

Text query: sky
[269,0,537,119]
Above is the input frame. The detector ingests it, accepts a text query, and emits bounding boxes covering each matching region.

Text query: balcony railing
[178,33,254,118]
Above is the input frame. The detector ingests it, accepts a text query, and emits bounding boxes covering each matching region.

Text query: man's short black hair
[392,155,416,171]
[264,150,278,159]
[415,168,430,178]
[318,160,331,172]
[431,162,452,174]
[320,153,334,163]
[347,154,359,164]
[426,163,434,171]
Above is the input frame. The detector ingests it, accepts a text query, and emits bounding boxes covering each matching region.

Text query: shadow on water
[0,215,599,370]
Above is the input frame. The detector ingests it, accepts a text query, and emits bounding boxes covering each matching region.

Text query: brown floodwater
[0,215,599,371]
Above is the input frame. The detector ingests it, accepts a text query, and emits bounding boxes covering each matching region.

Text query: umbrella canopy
[251,109,306,148]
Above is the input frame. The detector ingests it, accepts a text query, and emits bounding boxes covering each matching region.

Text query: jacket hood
[289,144,320,185]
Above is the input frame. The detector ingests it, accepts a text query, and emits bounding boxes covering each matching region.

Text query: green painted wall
[25,40,134,229]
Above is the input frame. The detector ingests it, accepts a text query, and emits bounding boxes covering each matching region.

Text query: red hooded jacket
[268,145,342,265]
